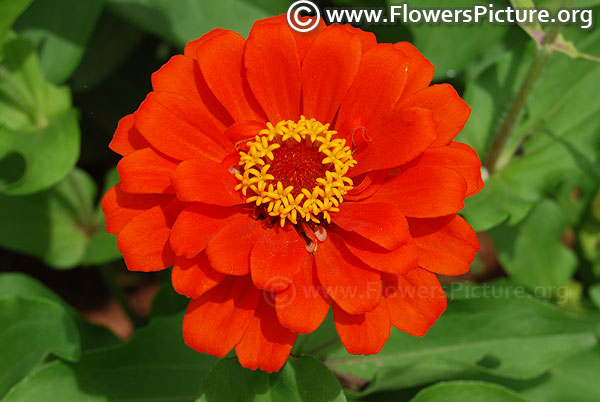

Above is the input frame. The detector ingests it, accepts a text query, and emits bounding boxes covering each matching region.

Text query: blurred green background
[1,0,600,401]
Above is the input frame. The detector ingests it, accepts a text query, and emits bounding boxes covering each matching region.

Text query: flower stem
[483,8,569,174]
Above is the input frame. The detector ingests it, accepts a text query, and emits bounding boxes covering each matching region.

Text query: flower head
[103,15,483,373]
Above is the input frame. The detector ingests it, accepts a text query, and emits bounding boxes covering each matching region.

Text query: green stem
[483,4,570,174]
[99,264,144,327]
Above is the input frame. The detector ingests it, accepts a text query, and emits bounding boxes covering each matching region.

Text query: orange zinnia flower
[102,15,483,373]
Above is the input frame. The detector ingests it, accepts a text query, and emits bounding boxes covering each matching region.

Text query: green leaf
[490,199,578,291]
[14,0,104,83]
[0,272,120,351]
[82,167,121,265]
[150,280,189,317]
[4,314,217,402]
[457,39,533,158]
[0,170,91,268]
[409,381,530,402]
[201,356,347,402]
[0,296,80,398]
[81,230,121,266]
[325,287,597,395]
[0,36,80,195]
[0,167,123,268]
[590,283,600,311]
[460,25,600,230]
[399,0,511,79]
[517,346,600,402]
[107,0,288,47]
[0,0,33,41]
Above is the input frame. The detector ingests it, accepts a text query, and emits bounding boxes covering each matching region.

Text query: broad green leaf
[325,288,597,395]
[398,0,511,79]
[490,199,578,291]
[517,346,600,402]
[0,296,80,398]
[0,167,122,268]
[106,0,288,47]
[0,169,92,268]
[410,381,530,402]
[4,314,217,402]
[0,272,120,350]
[14,0,104,83]
[201,356,346,402]
[0,36,79,194]
[0,0,33,42]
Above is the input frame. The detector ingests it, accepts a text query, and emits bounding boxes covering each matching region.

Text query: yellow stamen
[235,116,356,226]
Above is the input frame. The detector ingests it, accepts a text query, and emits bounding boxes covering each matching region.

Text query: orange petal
[339,229,419,275]
[117,148,178,194]
[102,184,172,234]
[394,42,434,98]
[183,276,260,357]
[250,225,306,291]
[171,157,244,206]
[195,29,265,123]
[332,202,410,250]
[301,24,362,123]
[172,253,226,299]
[275,255,330,334]
[397,84,471,147]
[223,120,265,143]
[291,16,326,60]
[340,24,377,53]
[236,296,297,373]
[151,55,232,131]
[109,114,149,156]
[314,233,381,315]
[244,16,302,122]
[206,217,262,276]
[170,204,245,258]
[419,142,484,197]
[408,215,479,276]
[183,29,224,59]
[333,299,390,355]
[134,92,232,162]
[367,164,468,218]
[383,268,447,336]
[116,205,175,272]
[336,44,409,135]
[349,107,438,177]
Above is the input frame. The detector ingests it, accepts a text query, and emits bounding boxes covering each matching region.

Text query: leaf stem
[483,5,569,174]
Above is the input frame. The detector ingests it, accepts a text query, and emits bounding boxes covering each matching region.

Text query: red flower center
[234,116,357,226]
[268,142,328,196]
